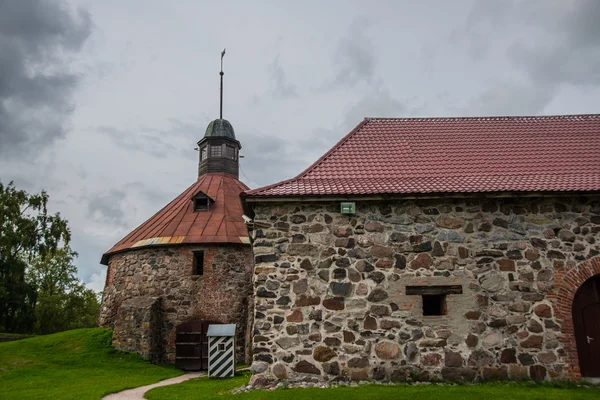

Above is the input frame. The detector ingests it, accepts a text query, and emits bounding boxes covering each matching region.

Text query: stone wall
[99,244,254,363]
[249,197,600,383]
[112,296,164,362]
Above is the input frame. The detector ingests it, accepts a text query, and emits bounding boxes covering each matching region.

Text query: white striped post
[207,324,236,378]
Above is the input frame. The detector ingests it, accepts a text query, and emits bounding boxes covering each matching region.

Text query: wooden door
[573,276,600,377]
[175,320,218,371]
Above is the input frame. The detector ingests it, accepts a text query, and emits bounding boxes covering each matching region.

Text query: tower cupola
[197,49,241,178]
[197,118,241,178]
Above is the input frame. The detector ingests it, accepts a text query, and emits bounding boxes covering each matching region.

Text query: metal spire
[220,48,226,119]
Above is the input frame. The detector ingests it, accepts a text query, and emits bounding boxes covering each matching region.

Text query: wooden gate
[573,275,600,377]
[175,320,218,371]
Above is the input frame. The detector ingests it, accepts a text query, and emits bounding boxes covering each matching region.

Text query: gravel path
[102,372,204,400]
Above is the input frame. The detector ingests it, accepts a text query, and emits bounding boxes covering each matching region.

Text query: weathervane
[220,48,226,119]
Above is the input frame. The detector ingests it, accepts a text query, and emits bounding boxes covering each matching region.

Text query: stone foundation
[99,244,254,363]
[249,196,600,382]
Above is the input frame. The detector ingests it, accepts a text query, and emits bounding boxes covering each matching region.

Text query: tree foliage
[0,181,99,334]
[28,249,100,334]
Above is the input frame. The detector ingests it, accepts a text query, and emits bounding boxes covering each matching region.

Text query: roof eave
[100,239,252,266]
[197,136,242,150]
[243,189,600,203]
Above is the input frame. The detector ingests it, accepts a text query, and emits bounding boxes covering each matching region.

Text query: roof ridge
[291,171,600,181]
[365,113,600,122]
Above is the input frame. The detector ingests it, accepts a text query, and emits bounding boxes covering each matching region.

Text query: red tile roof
[101,173,250,264]
[244,114,600,198]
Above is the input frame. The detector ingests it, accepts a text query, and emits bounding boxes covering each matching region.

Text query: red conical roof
[101,173,250,264]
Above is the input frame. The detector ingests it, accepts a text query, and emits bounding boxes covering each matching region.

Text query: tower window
[193,195,210,212]
[225,145,236,160]
[200,146,207,160]
[422,295,447,316]
[210,145,222,157]
[193,251,204,275]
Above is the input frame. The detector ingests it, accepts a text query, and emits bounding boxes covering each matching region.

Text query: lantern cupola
[197,48,241,178]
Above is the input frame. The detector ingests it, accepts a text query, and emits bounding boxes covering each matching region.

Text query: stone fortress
[100,111,600,382]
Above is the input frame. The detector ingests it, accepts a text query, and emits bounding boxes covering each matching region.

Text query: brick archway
[550,256,600,379]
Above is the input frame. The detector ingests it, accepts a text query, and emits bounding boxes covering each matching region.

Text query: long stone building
[242,114,600,383]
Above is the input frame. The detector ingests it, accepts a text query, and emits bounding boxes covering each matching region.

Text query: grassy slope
[0,328,182,400]
[0,332,34,338]
[146,371,600,400]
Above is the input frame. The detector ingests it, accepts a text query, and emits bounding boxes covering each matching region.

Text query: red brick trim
[548,256,600,379]
[105,258,115,286]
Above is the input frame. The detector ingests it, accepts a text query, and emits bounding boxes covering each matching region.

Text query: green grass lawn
[146,371,600,400]
[2,330,600,400]
[0,328,182,400]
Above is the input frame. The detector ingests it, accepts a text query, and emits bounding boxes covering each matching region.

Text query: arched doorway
[573,275,600,377]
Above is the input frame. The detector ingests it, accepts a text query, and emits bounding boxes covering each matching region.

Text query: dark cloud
[299,17,406,155]
[86,188,127,226]
[0,0,91,157]
[239,133,307,187]
[323,20,375,90]
[466,81,555,116]
[96,125,182,158]
[127,181,174,208]
[457,0,517,60]
[295,126,341,162]
[342,87,407,127]
[509,0,600,87]
[164,118,211,141]
[458,0,600,115]
[297,86,408,160]
[102,118,213,161]
[268,55,297,99]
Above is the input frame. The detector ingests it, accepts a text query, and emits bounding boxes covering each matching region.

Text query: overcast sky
[1,0,599,292]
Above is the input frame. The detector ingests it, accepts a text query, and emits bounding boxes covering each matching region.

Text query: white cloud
[86,271,107,293]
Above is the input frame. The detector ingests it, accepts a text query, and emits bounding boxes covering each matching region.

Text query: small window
[405,286,459,316]
[210,145,222,157]
[225,145,236,160]
[218,343,226,352]
[194,196,210,212]
[422,295,446,316]
[193,251,204,275]
[200,146,207,160]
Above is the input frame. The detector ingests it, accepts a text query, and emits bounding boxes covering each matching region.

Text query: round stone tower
[98,114,253,367]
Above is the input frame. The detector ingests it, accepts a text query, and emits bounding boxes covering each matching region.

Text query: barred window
[225,145,236,160]
[210,145,222,157]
